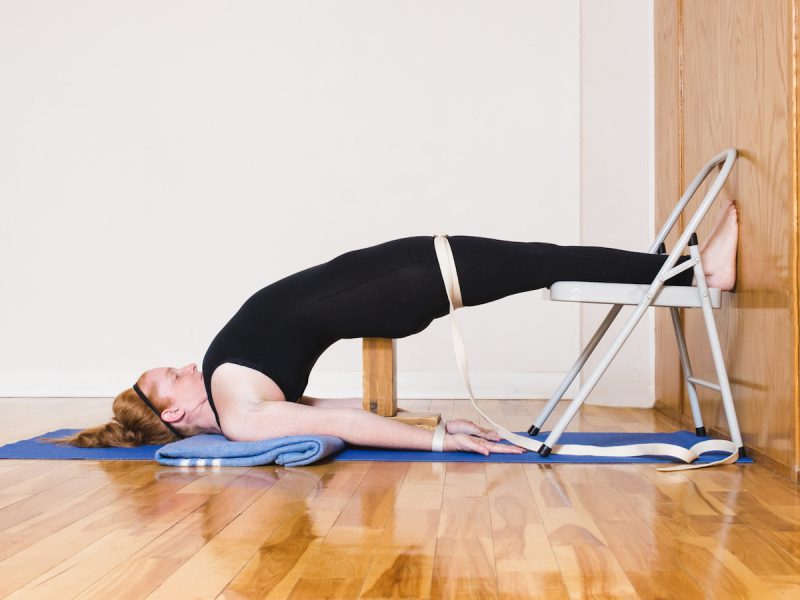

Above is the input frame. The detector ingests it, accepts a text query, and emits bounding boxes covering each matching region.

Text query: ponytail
[41,387,181,448]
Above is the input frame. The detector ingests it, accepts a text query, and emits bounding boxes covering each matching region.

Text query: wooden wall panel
[795,0,799,474]
[653,0,684,421]
[655,0,798,477]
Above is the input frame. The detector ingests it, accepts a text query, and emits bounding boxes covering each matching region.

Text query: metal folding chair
[526,148,745,459]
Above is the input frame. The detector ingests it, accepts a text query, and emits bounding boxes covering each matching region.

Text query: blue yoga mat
[0,428,752,465]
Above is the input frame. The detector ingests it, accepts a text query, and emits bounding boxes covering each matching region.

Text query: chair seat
[544,281,722,308]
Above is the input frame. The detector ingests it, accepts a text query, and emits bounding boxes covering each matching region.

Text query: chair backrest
[648,149,737,273]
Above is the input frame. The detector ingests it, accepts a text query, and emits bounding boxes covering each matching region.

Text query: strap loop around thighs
[433,234,464,310]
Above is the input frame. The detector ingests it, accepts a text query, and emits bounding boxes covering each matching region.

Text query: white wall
[580,0,656,407]
[0,0,656,406]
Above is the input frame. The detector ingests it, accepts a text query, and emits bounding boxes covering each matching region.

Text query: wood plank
[287,577,363,599]
[144,467,329,599]
[359,508,439,599]
[432,463,498,598]
[362,337,397,417]
[0,476,212,596]
[74,470,281,599]
[486,463,568,599]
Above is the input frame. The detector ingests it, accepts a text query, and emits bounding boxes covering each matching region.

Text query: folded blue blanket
[154,433,346,467]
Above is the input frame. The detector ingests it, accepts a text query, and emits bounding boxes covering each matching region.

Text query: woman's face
[141,363,205,410]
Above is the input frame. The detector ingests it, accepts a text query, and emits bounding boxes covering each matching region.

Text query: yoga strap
[431,419,447,452]
[432,233,740,471]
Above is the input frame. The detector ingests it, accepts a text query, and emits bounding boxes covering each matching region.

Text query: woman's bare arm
[223,401,434,450]
[221,398,523,455]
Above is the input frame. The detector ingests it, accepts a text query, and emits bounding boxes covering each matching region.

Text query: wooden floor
[0,397,798,599]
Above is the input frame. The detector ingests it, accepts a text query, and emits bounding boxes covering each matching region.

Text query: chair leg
[539,297,655,456]
[669,306,706,436]
[688,245,744,452]
[528,304,623,435]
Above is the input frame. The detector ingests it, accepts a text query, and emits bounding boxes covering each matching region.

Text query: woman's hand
[443,432,525,455]
[441,419,525,455]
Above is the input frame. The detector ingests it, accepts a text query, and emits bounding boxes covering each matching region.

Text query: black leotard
[202,235,693,431]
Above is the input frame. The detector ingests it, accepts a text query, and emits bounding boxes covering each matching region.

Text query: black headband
[132,383,185,439]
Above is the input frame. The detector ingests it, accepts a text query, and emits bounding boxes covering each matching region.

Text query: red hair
[41,387,182,448]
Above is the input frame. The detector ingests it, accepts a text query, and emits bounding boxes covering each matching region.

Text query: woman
[45,201,738,456]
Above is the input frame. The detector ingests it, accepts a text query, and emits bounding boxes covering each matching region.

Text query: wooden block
[386,412,441,431]
[362,338,397,417]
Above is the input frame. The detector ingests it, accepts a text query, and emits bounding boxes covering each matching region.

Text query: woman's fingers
[479,426,502,441]
[445,419,503,441]
[448,432,526,455]
[470,437,525,455]
[469,423,502,441]
[488,441,525,454]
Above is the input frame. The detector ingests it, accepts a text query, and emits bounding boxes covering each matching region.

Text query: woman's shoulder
[210,363,288,425]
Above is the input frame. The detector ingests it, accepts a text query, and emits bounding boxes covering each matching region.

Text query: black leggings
[317,235,695,342]
[445,235,694,307]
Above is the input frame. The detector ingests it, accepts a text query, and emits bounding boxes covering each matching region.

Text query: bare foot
[696,199,738,290]
[699,197,734,254]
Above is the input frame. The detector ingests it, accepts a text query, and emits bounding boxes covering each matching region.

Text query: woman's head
[42,363,209,448]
